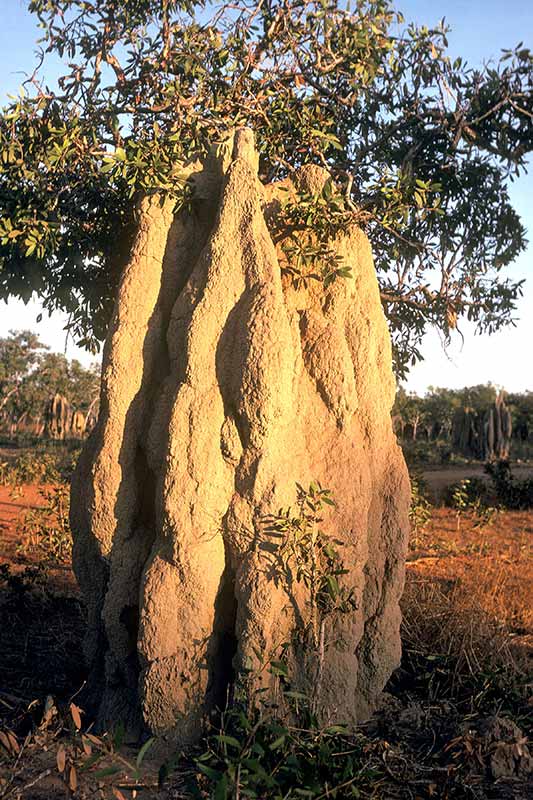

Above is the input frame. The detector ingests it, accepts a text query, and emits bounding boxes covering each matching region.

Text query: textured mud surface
[70,130,410,743]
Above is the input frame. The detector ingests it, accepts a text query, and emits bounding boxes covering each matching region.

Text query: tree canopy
[0,0,532,375]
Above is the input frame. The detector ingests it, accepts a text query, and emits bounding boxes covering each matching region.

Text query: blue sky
[0,0,532,392]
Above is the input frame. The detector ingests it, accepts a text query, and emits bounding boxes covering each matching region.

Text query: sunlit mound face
[69,129,410,745]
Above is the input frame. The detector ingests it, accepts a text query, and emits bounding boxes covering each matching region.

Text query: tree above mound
[1,0,532,376]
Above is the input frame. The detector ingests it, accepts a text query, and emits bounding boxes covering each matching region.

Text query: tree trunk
[0,385,18,415]
[71,129,410,746]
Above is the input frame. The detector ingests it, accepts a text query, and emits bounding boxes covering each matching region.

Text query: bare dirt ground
[0,482,532,799]
[0,484,76,596]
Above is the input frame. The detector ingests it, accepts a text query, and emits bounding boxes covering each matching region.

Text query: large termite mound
[71,129,410,745]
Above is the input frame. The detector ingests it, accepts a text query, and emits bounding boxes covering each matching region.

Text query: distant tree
[0,0,531,375]
[507,391,533,441]
[422,387,460,440]
[393,387,429,440]
[0,330,46,416]
[67,359,100,411]
[456,383,498,415]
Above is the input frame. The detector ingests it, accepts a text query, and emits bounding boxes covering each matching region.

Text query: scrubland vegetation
[0,0,532,795]
[0,444,531,799]
[394,385,533,464]
[0,331,99,443]
[0,364,531,799]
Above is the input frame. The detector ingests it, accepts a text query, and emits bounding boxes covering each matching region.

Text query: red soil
[0,483,77,595]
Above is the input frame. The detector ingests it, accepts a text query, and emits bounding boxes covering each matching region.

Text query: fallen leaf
[70,703,82,730]
[57,744,66,773]
[69,765,78,791]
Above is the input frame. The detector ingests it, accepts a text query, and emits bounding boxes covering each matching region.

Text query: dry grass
[401,574,531,710]
[402,507,532,718]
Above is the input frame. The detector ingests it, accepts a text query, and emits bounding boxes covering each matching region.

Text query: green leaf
[324,724,349,734]
[215,734,242,749]
[269,734,287,750]
[283,690,308,701]
[269,660,288,677]
[214,773,228,800]
[197,763,224,781]
[136,737,155,768]
[79,753,103,772]
[92,766,121,779]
